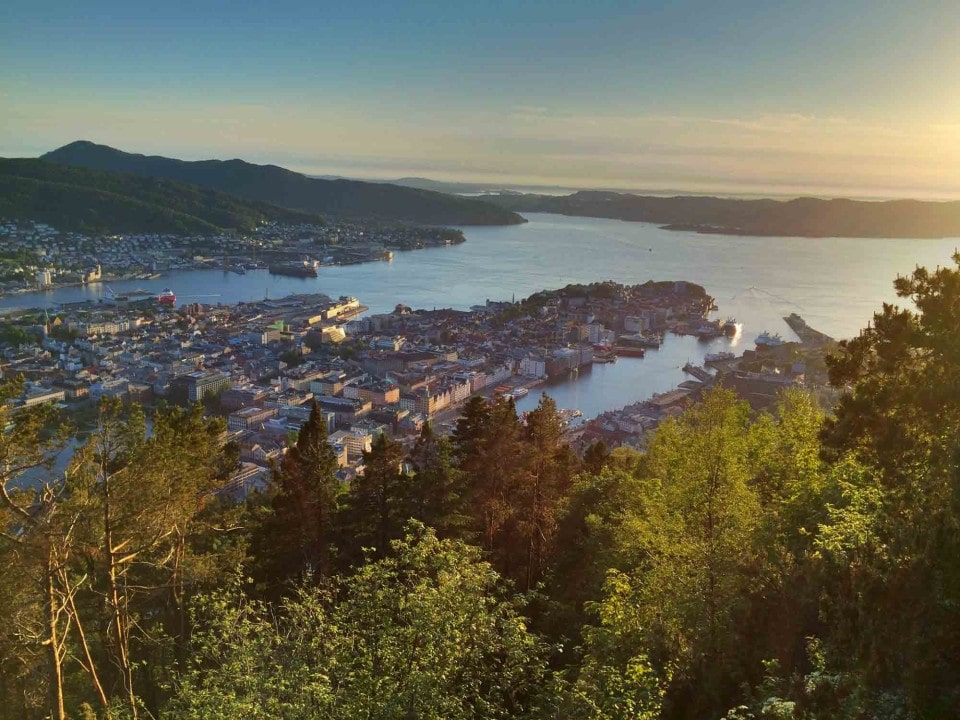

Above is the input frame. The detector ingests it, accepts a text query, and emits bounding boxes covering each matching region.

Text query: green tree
[545,462,648,645]
[166,525,556,720]
[467,397,528,576]
[339,432,407,562]
[251,400,341,589]
[583,440,610,475]
[611,389,763,717]
[517,395,579,590]
[452,395,491,471]
[816,256,960,715]
[404,422,469,538]
[68,399,228,718]
[566,571,666,720]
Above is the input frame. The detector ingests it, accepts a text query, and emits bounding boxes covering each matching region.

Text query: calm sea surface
[4,213,958,419]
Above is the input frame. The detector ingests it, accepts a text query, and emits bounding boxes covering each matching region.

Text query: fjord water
[6,213,958,418]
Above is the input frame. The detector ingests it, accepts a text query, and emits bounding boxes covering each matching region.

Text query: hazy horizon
[4,1,960,201]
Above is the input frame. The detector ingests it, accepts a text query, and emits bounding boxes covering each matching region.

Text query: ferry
[157,288,177,306]
[755,331,785,348]
[510,387,530,400]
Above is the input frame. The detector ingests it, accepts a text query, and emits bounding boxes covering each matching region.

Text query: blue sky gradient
[3,0,960,196]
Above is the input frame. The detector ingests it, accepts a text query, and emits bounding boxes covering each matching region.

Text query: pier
[783,313,834,346]
[682,363,713,383]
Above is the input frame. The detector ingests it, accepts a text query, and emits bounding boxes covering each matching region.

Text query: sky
[3,0,960,198]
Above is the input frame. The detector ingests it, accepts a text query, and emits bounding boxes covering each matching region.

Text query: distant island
[40,141,526,227]
[479,189,960,239]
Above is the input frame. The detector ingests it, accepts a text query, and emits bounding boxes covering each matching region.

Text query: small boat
[722,318,741,337]
[593,347,618,363]
[157,288,176,306]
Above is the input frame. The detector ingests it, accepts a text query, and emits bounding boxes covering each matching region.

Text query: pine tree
[583,440,610,475]
[340,432,407,562]
[467,397,528,575]
[517,395,578,590]
[0,378,75,720]
[452,395,490,470]
[252,401,341,590]
[403,422,469,539]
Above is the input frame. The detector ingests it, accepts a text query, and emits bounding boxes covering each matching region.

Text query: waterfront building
[35,268,53,288]
[519,356,547,379]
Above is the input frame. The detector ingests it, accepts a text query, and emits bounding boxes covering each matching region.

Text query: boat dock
[682,363,713,383]
[783,313,834,346]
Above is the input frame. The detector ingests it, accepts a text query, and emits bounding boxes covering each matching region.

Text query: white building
[519,356,547,379]
[36,268,53,288]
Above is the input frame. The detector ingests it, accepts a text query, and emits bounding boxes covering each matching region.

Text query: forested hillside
[0,158,326,234]
[42,141,527,226]
[3,258,960,719]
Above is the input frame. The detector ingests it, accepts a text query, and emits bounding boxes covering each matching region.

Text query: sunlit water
[4,213,957,419]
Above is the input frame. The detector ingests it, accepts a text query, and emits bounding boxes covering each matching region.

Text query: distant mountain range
[41,142,525,227]
[12,140,958,239]
[481,190,960,239]
[0,158,324,234]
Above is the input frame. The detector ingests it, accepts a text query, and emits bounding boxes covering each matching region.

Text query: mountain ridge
[0,157,326,234]
[42,141,526,227]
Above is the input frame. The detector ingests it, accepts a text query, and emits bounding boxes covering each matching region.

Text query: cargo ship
[269,261,318,278]
[157,288,176,306]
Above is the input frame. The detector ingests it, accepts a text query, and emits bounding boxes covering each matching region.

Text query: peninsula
[479,190,960,239]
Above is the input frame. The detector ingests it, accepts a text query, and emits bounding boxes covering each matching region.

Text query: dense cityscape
[0,218,463,295]
[2,269,835,498]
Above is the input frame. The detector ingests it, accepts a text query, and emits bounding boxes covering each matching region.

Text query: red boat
[157,288,176,306]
